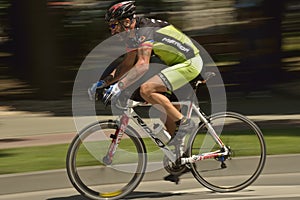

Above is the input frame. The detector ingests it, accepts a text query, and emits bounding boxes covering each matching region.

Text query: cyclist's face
[108,20,122,35]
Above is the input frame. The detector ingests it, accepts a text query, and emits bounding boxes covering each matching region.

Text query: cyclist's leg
[140,55,203,135]
[162,55,202,137]
[142,55,202,183]
[140,75,182,131]
[158,104,181,135]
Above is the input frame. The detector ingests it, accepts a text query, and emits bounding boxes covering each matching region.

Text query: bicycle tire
[66,120,147,200]
[188,112,266,192]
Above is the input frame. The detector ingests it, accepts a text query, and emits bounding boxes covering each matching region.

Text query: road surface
[0,154,299,200]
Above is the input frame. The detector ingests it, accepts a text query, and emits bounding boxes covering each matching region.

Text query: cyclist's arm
[104,50,138,85]
[119,44,152,89]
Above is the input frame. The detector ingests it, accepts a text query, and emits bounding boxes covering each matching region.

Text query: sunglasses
[109,22,119,30]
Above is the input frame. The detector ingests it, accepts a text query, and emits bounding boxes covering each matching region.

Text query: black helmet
[105,1,136,22]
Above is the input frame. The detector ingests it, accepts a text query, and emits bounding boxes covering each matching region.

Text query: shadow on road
[126,191,182,199]
[47,191,183,200]
[48,195,88,200]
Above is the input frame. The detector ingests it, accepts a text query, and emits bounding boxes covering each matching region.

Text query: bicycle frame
[104,98,230,166]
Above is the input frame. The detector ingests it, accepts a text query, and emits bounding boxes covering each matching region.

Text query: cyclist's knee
[140,78,168,99]
[140,83,153,99]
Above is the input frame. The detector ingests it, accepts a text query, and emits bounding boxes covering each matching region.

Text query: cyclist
[88,0,203,182]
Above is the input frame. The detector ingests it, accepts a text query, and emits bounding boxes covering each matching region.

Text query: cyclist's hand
[88,80,106,101]
[102,83,121,105]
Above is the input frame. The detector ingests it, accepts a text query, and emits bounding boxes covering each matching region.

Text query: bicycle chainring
[163,155,189,176]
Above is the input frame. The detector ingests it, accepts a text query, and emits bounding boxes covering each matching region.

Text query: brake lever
[195,72,216,87]
[204,72,216,81]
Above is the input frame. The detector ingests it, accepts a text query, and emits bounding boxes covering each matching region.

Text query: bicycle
[66,72,266,200]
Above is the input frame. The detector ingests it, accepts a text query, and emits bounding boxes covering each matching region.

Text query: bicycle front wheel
[66,120,147,200]
[188,112,266,192]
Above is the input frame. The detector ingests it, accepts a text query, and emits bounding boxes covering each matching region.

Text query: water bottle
[153,123,171,144]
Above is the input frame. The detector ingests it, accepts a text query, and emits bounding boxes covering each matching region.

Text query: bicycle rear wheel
[66,120,147,200]
[188,112,266,192]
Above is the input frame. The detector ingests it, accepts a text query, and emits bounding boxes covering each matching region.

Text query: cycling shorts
[158,54,203,91]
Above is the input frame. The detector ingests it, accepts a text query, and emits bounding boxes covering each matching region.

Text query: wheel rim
[67,122,147,199]
[189,113,266,192]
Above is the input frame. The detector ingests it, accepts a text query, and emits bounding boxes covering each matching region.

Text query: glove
[88,80,106,101]
[102,83,122,105]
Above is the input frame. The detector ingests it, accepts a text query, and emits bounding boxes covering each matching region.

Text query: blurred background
[0,0,299,115]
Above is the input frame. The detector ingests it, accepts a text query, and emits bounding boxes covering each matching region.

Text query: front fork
[103,114,129,165]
